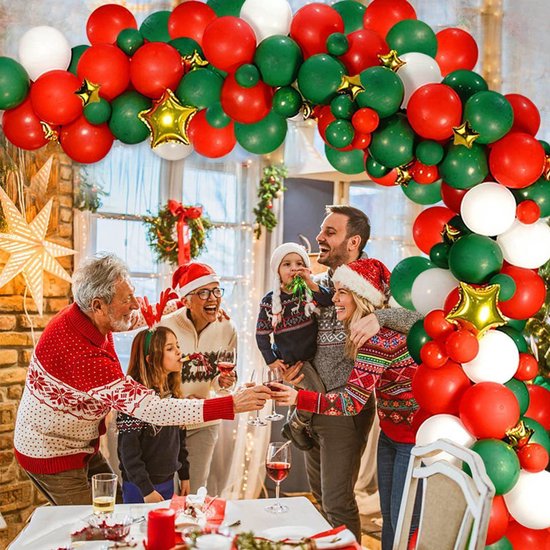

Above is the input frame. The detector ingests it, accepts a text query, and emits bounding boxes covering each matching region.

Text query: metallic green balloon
[324,145,364,175]
[464,91,514,144]
[297,54,345,105]
[333,1,366,34]
[440,143,488,189]
[442,69,488,103]
[254,36,303,87]
[369,114,415,168]
[386,19,437,57]
[176,69,223,109]
[140,11,171,43]
[402,179,442,206]
[416,140,444,166]
[116,29,144,56]
[84,99,112,125]
[357,67,404,118]
[108,91,151,144]
[0,56,29,110]
[273,87,302,118]
[235,111,287,154]
[448,234,503,284]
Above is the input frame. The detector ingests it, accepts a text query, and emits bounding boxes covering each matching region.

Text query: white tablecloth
[10,497,332,550]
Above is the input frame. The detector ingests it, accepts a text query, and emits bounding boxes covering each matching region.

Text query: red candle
[147,508,175,550]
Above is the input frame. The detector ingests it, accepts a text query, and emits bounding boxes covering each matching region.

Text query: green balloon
[447,214,472,237]
[297,54,345,105]
[326,120,354,148]
[440,143,488,190]
[428,241,451,268]
[68,45,89,76]
[416,140,444,166]
[496,326,528,353]
[512,177,550,218]
[442,69,488,104]
[485,536,513,550]
[464,91,514,144]
[386,19,437,57]
[402,179,442,206]
[117,28,144,56]
[324,145,365,175]
[205,103,231,128]
[207,0,245,16]
[235,111,287,154]
[365,156,390,178]
[506,318,527,332]
[273,87,302,118]
[176,69,223,110]
[448,234,503,284]
[489,273,516,302]
[254,36,303,87]
[0,57,29,110]
[333,1,366,34]
[407,319,432,364]
[464,439,519,495]
[235,64,260,88]
[330,94,356,120]
[390,256,433,310]
[109,91,151,144]
[504,379,530,416]
[140,11,171,43]
[169,38,203,58]
[84,99,112,125]
[539,140,550,155]
[521,416,550,454]
[326,33,349,56]
[357,67,404,118]
[369,114,415,168]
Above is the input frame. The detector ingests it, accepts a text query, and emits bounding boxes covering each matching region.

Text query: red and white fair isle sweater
[14,304,235,475]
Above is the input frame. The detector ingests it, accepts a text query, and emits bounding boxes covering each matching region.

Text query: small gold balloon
[183,50,209,70]
[504,420,534,449]
[452,121,479,148]
[395,164,413,185]
[75,78,101,106]
[378,49,406,71]
[337,75,365,100]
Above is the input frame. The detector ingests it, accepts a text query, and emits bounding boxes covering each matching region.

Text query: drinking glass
[217,350,236,377]
[92,473,117,516]
[264,366,284,421]
[265,442,291,513]
[247,370,267,427]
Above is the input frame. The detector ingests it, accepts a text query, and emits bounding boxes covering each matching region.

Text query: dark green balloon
[326,32,349,56]
[369,114,415,168]
[324,145,365,175]
[485,536,513,550]
[539,140,550,155]
[407,319,432,364]
[402,179,442,206]
[84,99,112,125]
[116,28,144,56]
[447,214,472,238]
[0,56,29,110]
[390,256,433,310]
[448,234,503,283]
[442,69,488,104]
[325,119,354,148]
[140,11,171,43]
[254,35,303,87]
[176,69,223,109]
[506,318,526,332]
[169,37,203,58]
[235,111,287,154]
[464,439,519,495]
[205,103,231,128]
[496,326,528,353]
[489,273,516,302]
[512,177,550,218]
[333,1,366,34]
[504,379,530,416]
[297,54,345,105]
[521,416,550,454]
[68,45,89,76]
[235,64,260,88]
[429,241,451,268]
[386,19,437,57]
[416,140,444,166]
[357,67,404,118]
[272,86,302,118]
[464,91,514,144]
[109,91,151,144]
[330,94,356,120]
[365,156,390,178]
[207,0,245,16]
[440,143,488,190]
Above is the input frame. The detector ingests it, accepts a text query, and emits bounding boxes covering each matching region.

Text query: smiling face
[278,252,306,288]
[316,212,361,270]
[162,331,182,374]
[332,282,357,322]
[91,277,139,334]
[185,281,222,331]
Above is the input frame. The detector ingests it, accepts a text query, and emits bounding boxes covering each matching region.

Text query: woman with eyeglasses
[160,262,237,493]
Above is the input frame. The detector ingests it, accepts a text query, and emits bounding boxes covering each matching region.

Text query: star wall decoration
[453,121,479,148]
[0,186,75,316]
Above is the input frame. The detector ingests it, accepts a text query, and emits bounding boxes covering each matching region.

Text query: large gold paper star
[445,282,506,338]
[378,50,406,71]
[75,79,101,106]
[453,121,479,148]
[337,75,365,100]
[138,89,197,148]
[0,187,75,316]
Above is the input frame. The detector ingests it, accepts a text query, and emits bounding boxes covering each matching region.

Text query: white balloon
[397,52,442,108]
[18,26,71,81]
[504,470,550,529]
[411,267,458,315]
[240,0,293,43]
[460,182,517,237]
[152,142,194,161]
[497,219,550,269]
[462,330,518,384]
[416,414,475,465]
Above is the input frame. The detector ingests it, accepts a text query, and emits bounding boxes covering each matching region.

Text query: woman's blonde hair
[343,292,383,358]
[127,326,183,398]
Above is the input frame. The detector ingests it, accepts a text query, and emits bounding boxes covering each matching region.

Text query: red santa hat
[332,258,391,307]
[171,262,220,297]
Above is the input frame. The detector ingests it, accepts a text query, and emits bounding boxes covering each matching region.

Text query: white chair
[393,438,495,550]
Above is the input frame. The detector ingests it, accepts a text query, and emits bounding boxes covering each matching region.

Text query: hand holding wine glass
[264,366,284,421]
[265,442,291,513]
[217,349,237,389]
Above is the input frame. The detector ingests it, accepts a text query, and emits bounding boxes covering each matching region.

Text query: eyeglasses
[189,288,225,300]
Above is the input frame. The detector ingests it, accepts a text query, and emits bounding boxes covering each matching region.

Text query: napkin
[170,494,226,526]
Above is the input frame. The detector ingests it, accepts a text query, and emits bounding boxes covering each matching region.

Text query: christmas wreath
[253,164,287,239]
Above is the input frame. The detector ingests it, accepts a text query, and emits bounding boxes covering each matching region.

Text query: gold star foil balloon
[40,122,59,142]
[337,75,365,100]
[395,164,413,185]
[183,51,209,70]
[453,121,480,148]
[505,420,534,449]
[75,79,101,106]
[378,50,406,71]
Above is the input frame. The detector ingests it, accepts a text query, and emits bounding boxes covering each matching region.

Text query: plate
[259,526,356,549]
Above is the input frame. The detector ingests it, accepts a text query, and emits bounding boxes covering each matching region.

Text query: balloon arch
[1,0,550,544]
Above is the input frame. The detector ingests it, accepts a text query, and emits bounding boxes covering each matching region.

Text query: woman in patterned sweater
[273,258,421,550]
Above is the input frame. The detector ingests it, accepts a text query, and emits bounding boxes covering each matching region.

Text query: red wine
[266,461,291,482]
[265,380,282,391]
[218,362,235,375]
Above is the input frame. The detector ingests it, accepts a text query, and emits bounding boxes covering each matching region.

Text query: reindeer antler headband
[141,288,178,355]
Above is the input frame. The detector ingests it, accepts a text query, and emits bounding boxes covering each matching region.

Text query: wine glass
[264,366,284,421]
[265,442,291,513]
[247,370,267,427]
[217,350,236,377]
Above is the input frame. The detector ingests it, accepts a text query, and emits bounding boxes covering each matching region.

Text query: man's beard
[318,241,349,270]
[108,310,134,332]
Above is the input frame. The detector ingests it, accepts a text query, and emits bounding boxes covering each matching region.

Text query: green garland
[143,204,213,266]
[74,170,108,213]
[253,164,287,239]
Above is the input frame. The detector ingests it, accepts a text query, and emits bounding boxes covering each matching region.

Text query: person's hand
[349,313,380,349]
[282,361,305,386]
[144,490,165,503]
[218,370,237,389]
[187,394,202,399]
[268,359,287,371]
[217,308,230,322]
[232,384,270,413]
[179,480,190,496]
[270,382,298,406]
[294,267,319,291]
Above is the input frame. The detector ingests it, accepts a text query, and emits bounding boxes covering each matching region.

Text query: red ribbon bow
[167,200,203,265]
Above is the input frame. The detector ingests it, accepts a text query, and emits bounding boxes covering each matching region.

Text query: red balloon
[410,161,439,184]
[424,309,455,339]
[486,495,510,545]
[2,97,49,150]
[517,443,549,473]
[516,199,541,224]
[420,340,448,368]
[220,74,273,124]
[443,287,460,314]
[59,115,114,163]
[412,361,471,415]
[407,84,462,141]
[189,110,236,158]
[339,29,389,75]
[77,44,130,101]
[86,4,137,45]
[525,385,550,430]
[441,182,468,213]
[130,42,184,99]
[369,168,398,187]
[30,70,83,126]
[407,529,418,550]
[505,93,541,136]
[317,105,336,142]
[505,521,550,550]
[290,4,344,59]
[499,264,546,320]
[352,108,379,134]
[363,0,417,39]
[435,28,478,77]
[202,17,256,72]
[351,132,371,150]
[459,382,520,439]
[489,132,546,189]
[412,206,455,254]
[168,1,216,44]
[515,352,539,381]
[444,329,479,363]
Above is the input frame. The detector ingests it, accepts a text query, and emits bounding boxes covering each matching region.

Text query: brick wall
[0,150,74,548]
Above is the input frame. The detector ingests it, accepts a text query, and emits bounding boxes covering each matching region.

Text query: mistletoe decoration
[253,164,287,239]
[74,170,108,213]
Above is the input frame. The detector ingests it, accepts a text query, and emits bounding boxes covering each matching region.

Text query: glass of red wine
[264,366,284,421]
[217,350,236,377]
[247,370,267,427]
[265,441,291,513]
